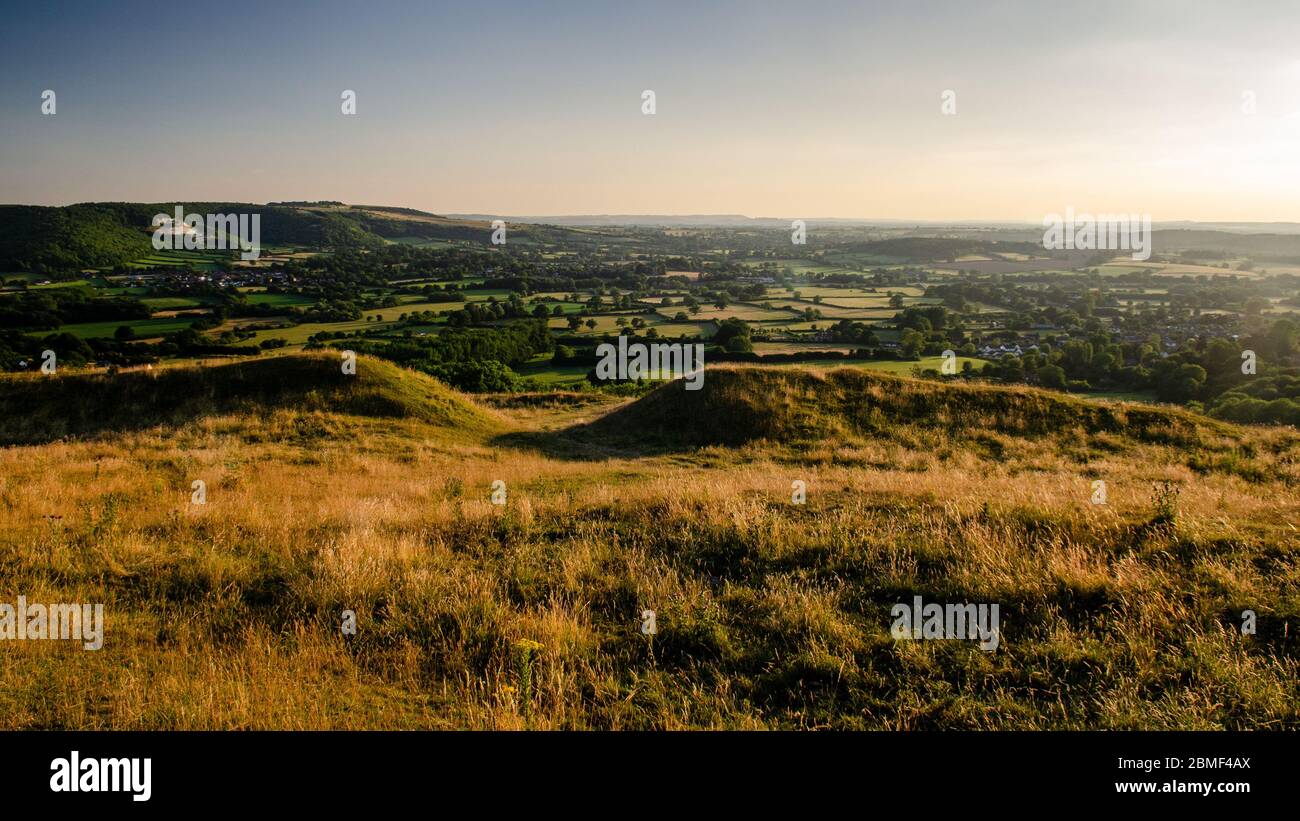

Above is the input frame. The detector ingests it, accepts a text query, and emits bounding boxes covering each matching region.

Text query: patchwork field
[28,317,200,341]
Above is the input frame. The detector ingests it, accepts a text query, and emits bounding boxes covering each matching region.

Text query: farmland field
[241,292,315,307]
[33,317,199,340]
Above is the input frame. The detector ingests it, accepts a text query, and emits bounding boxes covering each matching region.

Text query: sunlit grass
[0,356,1296,729]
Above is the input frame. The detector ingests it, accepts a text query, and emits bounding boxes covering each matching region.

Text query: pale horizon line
[10,201,1300,229]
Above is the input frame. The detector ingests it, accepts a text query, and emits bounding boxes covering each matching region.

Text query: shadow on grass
[488,426,700,461]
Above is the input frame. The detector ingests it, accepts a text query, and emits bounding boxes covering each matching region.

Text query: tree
[1268,318,1298,358]
[900,328,926,358]
[429,359,520,392]
[899,305,947,331]
[1037,364,1067,390]
[713,318,752,352]
[39,332,95,365]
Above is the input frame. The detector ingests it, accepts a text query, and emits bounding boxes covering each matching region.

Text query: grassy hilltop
[0,353,496,445]
[1,353,1298,729]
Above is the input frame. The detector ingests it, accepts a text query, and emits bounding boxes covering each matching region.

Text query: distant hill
[448,213,788,227]
[839,237,1047,262]
[1151,230,1300,262]
[0,202,509,272]
[0,204,154,271]
[0,202,386,271]
[335,205,492,242]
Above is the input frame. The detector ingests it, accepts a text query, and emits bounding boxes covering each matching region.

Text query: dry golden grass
[1,357,1297,729]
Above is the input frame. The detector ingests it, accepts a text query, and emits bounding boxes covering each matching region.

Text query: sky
[2,0,1299,221]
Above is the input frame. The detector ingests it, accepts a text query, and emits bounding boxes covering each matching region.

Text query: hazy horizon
[3,0,1299,221]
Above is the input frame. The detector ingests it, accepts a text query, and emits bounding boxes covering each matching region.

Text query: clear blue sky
[2,0,1298,220]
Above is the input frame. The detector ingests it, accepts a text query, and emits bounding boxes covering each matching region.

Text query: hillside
[0,352,498,444]
[1,361,1297,730]
[300,204,492,243]
[0,204,153,271]
[585,366,1235,445]
[0,202,385,270]
[0,201,606,271]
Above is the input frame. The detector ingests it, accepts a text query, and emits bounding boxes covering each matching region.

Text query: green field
[370,300,461,319]
[33,317,199,340]
[119,250,232,272]
[245,320,376,346]
[25,279,100,290]
[683,305,795,322]
[527,300,585,315]
[140,297,207,310]
[648,321,717,338]
[460,288,513,300]
[242,292,316,307]
[513,360,592,385]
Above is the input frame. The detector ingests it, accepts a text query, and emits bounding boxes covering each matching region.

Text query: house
[978,343,1024,357]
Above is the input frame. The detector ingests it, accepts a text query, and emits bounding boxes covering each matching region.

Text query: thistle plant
[513,639,543,721]
[1150,480,1181,527]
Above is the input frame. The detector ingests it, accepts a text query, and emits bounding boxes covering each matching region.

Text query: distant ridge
[447,214,787,227]
[0,202,543,271]
[448,214,1300,232]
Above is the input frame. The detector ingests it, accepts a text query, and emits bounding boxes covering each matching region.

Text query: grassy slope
[1,361,1297,729]
[0,352,497,444]
[584,365,1220,448]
